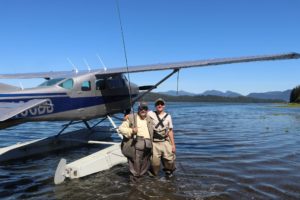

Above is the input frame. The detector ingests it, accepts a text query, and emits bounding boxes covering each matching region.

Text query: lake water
[0,103,300,199]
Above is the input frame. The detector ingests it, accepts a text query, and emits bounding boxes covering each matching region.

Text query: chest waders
[127,114,153,178]
[153,112,169,142]
[151,111,176,177]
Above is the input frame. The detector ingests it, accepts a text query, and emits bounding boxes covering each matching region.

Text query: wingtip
[290,52,300,59]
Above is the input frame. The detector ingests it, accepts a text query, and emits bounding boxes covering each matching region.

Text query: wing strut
[133,69,179,103]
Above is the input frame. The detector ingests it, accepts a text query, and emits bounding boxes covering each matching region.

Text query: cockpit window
[81,81,91,91]
[96,79,106,90]
[59,79,74,89]
[106,76,125,89]
[122,74,128,81]
[38,78,65,87]
[95,74,125,90]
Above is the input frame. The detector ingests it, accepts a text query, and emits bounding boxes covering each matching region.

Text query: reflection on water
[0,103,300,199]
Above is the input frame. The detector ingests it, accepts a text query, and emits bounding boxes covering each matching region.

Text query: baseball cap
[155,98,165,106]
[138,101,148,110]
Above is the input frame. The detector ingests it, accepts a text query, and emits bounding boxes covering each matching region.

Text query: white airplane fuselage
[0,73,139,129]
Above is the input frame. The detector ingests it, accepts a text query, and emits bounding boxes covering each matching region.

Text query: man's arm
[168,128,176,153]
[119,120,135,138]
[167,115,176,153]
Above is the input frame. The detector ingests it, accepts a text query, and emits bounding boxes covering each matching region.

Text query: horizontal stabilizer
[0,99,48,121]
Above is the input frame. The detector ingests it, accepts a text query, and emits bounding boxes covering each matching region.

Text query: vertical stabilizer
[0,82,21,92]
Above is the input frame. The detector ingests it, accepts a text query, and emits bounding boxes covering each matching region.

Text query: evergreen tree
[290,85,300,103]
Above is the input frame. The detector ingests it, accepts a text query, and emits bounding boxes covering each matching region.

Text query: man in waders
[119,102,153,181]
[148,98,176,178]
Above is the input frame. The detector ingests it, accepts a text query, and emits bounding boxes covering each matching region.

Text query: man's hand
[132,127,138,135]
[124,114,129,121]
[172,145,176,153]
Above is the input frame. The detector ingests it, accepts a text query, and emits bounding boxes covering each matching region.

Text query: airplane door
[95,74,130,114]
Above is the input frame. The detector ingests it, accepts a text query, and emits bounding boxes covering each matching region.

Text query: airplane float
[0,52,299,184]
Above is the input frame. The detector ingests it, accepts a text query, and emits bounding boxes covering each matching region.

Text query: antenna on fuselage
[96,54,107,71]
[67,58,79,74]
[19,81,24,91]
[83,58,91,72]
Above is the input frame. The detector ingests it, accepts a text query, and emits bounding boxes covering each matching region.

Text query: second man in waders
[148,98,176,177]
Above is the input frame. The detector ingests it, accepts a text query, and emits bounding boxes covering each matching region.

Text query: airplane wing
[0,99,48,121]
[0,52,299,79]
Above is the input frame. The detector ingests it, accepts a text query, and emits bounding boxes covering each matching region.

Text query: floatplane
[0,52,299,184]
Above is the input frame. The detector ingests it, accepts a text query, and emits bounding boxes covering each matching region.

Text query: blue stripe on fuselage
[0,93,67,97]
[0,93,136,118]
[49,96,105,113]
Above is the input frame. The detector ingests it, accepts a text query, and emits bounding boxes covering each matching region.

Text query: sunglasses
[139,106,148,111]
[155,102,164,106]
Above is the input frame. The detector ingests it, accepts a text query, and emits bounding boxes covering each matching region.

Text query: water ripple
[0,103,300,199]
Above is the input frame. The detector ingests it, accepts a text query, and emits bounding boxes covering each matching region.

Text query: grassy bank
[277,103,300,108]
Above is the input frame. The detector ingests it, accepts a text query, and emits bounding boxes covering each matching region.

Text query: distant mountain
[158,90,196,96]
[201,90,242,97]
[158,89,242,97]
[247,90,291,102]
[156,89,291,102]
[142,92,284,103]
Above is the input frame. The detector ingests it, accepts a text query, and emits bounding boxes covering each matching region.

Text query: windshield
[38,78,65,87]
[59,79,74,89]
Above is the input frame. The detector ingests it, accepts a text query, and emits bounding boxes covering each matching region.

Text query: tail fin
[0,82,21,92]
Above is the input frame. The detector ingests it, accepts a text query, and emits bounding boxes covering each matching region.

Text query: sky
[0,0,299,95]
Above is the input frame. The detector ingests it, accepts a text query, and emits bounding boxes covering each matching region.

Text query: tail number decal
[19,99,54,117]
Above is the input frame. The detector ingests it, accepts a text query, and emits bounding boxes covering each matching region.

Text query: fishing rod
[115,0,136,124]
